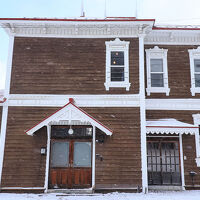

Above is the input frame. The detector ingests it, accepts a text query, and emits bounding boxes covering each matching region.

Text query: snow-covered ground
[1,191,200,200]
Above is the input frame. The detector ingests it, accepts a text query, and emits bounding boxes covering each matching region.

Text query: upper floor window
[145,46,170,96]
[188,47,200,96]
[104,38,131,91]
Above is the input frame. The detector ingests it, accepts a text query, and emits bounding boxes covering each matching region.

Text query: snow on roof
[146,118,198,135]
[0,90,4,100]
[146,118,197,127]
[153,24,200,30]
[0,17,155,22]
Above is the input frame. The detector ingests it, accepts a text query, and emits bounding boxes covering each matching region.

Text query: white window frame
[145,46,170,96]
[104,38,131,91]
[192,114,200,167]
[188,46,200,96]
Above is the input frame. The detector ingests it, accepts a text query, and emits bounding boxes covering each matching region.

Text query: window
[104,38,130,91]
[146,46,170,96]
[188,47,200,96]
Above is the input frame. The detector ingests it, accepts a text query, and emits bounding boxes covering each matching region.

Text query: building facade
[0,18,200,193]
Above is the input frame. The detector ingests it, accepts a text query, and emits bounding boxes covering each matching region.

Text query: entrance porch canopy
[146,118,199,135]
[25,100,113,136]
[146,118,200,167]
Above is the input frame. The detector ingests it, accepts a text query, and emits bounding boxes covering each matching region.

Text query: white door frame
[44,124,96,192]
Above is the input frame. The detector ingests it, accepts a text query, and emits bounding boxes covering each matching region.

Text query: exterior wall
[84,107,141,189]
[10,37,139,95]
[146,110,200,188]
[1,107,49,187]
[2,106,141,189]
[182,135,200,188]
[144,45,200,98]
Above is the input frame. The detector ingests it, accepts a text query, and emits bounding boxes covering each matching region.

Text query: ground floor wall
[1,106,142,190]
[146,110,200,188]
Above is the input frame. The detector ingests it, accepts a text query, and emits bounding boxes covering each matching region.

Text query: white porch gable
[26,101,113,136]
[146,118,199,135]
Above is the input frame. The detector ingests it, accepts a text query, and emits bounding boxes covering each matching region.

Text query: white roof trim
[26,102,112,136]
[146,118,199,135]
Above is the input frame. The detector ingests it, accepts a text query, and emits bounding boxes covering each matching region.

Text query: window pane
[111,67,124,81]
[151,73,164,87]
[111,51,124,65]
[150,59,163,72]
[73,142,91,167]
[51,142,69,167]
[195,74,200,87]
[194,59,200,72]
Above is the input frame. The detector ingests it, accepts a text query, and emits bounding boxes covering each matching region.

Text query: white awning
[146,118,199,135]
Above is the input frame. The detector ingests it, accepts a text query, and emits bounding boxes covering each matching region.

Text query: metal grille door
[147,139,181,185]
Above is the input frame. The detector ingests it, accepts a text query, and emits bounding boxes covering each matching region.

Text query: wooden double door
[49,139,92,189]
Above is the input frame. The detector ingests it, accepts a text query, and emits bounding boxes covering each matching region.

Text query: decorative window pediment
[104,38,131,91]
[145,46,170,96]
[188,47,200,96]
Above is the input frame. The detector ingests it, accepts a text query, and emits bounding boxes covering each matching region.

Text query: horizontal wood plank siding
[83,107,141,189]
[145,45,200,98]
[10,37,139,95]
[146,110,200,187]
[2,107,141,189]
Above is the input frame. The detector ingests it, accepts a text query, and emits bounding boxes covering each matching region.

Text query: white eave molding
[26,101,113,136]
[0,19,154,38]
[145,29,200,45]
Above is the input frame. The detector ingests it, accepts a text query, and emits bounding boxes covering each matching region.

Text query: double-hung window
[188,47,200,96]
[104,38,131,91]
[146,46,170,96]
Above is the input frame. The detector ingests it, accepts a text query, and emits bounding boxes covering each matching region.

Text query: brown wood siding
[145,45,200,98]
[146,110,200,187]
[83,107,141,189]
[182,135,200,187]
[2,106,141,189]
[10,37,139,95]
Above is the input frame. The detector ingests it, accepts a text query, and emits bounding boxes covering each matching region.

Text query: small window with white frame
[104,38,131,91]
[188,47,200,96]
[145,46,170,96]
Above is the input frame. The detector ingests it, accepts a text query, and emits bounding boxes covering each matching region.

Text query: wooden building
[0,17,200,193]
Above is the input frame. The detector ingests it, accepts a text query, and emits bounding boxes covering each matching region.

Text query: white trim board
[1,21,154,38]
[146,99,200,110]
[139,35,148,193]
[8,94,140,107]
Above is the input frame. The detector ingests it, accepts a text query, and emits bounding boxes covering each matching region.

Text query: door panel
[51,142,69,167]
[49,140,92,189]
[73,142,91,167]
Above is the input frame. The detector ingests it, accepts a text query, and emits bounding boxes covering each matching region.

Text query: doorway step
[47,188,93,194]
[148,185,183,191]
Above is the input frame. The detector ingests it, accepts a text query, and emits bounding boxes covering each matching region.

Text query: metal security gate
[147,138,181,185]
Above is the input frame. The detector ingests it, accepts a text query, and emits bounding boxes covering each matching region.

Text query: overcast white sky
[1,0,200,89]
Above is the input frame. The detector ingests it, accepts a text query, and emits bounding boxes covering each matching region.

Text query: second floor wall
[10,37,139,95]
[8,37,200,98]
[144,44,200,99]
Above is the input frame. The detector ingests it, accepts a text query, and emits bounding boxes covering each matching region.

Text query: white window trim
[104,38,131,91]
[188,46,200,96]
[192,114,200,167]
[145,46,170,96]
